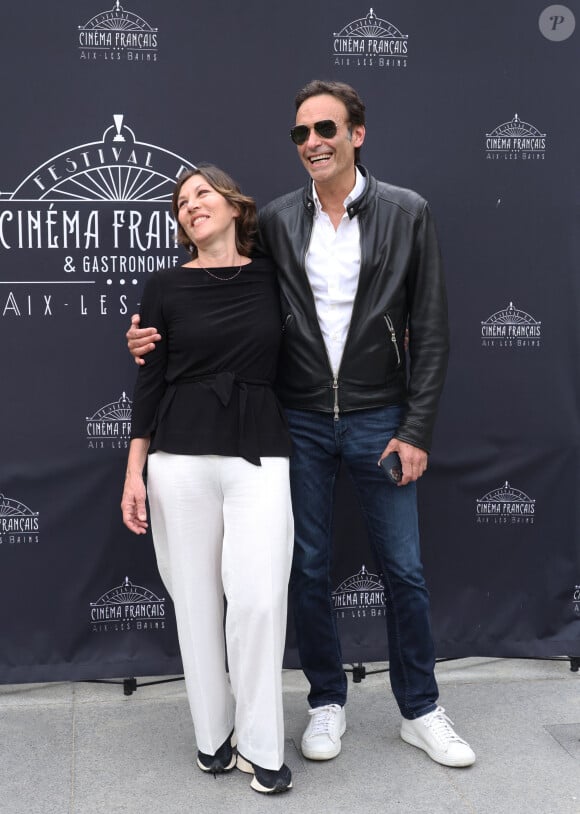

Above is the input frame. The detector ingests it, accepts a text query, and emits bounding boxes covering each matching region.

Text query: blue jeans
[286,405,438,720]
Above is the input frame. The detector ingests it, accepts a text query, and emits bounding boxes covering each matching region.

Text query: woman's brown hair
[171,165,258,259]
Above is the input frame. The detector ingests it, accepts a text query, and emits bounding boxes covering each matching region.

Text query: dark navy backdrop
[1,1,579,682]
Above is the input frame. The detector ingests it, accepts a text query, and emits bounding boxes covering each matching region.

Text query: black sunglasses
[290,119,338,145]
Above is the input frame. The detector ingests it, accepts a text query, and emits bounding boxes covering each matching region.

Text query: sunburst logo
[485,114,547,160]
[0,115,192,320]
[78,0,158,62]
[5,114,190,203]
[332,8,408,69]
[0,493,40,545]
[332,565,386,619]
[90,576,166,632]
[476,481,536,525]
[86,392,132,450]
[481,302,541,349]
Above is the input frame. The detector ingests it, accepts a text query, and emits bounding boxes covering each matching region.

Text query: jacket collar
[303,164,373,219]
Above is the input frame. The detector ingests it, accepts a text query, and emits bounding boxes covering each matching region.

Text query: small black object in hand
[379,452,403,484]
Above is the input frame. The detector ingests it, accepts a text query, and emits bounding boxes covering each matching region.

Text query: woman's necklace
[194,255,245,281]
[198,264,243,281]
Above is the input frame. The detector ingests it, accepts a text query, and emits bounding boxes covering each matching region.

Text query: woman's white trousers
[147,452,293,769]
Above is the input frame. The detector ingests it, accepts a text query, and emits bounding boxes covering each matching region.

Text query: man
[128,80,475,768]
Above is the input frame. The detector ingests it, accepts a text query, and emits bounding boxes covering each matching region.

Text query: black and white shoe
[236,753,292,794]
[196,731,236,774]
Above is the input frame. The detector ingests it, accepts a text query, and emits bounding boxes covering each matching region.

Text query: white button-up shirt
[306,168,366,375]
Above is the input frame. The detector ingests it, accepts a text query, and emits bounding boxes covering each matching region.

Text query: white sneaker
[400,706,475,767]
[301,704,346,760]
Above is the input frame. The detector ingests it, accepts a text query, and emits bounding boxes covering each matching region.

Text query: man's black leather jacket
[258,165,449,453]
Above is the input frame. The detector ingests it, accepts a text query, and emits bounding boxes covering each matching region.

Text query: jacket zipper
[301,213,342,420]
[332,377,339,421]
[384,314,401,366]
[302,204,346,421]
[330,216,366,422]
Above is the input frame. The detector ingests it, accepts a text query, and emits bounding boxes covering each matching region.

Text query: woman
[121,166,293,794]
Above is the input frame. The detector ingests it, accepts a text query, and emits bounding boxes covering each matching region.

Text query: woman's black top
[130,255,291,465]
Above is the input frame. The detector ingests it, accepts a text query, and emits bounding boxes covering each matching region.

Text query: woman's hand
[121,472,149,534]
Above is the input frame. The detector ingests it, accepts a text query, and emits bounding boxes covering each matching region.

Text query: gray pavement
[1,658,579,814]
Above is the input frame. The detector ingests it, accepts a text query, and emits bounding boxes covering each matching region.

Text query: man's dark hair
[295,80,366,163]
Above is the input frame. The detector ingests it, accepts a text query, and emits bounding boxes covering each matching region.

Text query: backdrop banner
[1,1,579,683]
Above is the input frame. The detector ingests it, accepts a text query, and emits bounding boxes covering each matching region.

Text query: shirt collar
[312,167,366,215]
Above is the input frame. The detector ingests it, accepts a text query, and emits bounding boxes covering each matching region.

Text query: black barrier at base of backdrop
[82,657,580,698]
